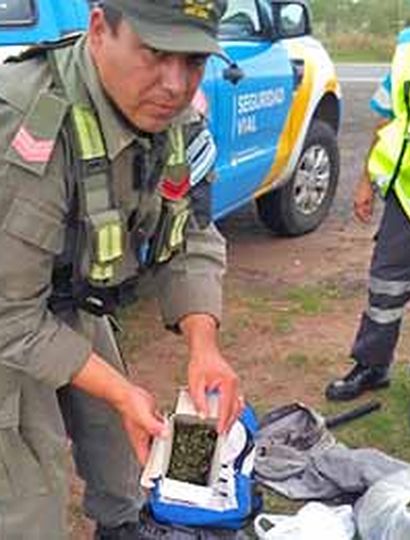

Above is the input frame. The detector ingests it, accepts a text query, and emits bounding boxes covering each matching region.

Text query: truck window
[0,0,36,26]
[219,0,262,39]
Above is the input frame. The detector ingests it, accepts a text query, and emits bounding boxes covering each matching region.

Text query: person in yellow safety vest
[0,1,245,539]
[326,28,410,401]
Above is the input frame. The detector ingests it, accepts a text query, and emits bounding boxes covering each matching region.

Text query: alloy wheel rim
[292,144,331,216]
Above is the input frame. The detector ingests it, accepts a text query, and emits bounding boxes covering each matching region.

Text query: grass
[285,352,309,367]
[234,281,342,317]
[284,283,340,315]
[318,31,395,63]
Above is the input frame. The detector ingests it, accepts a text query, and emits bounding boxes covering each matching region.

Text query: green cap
[103,0,227,55]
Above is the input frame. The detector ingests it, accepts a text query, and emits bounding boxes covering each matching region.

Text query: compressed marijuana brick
[167,419,218,485]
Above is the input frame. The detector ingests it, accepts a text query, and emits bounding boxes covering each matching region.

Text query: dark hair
[101,4,123,34]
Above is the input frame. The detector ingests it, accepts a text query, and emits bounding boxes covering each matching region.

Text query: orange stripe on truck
[255,49,315,198]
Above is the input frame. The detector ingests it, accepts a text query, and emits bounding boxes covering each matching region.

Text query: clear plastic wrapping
[356,469,410,540]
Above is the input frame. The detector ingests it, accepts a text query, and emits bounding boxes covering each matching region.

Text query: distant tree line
[310,0,410,36]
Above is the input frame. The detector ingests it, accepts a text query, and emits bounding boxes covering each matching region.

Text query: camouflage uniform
[0,34,225,539]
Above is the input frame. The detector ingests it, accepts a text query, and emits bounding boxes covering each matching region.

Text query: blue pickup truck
[0,0,341,236]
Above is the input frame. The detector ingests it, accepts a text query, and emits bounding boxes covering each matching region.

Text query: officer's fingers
[224,394,245,434]
[354,201,371,223]
[189,378,209,419]
[131,431,151,466]
[216,382,238,434]
[140,410,169,438]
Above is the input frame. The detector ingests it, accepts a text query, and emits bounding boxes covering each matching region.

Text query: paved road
[336,63,389,83]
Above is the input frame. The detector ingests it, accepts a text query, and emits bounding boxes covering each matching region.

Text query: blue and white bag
[141,390,262,530]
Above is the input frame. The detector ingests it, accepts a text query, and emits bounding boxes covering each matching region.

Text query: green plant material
[167,419,218,486]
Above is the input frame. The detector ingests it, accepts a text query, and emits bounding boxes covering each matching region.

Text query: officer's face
[88,9,208,132]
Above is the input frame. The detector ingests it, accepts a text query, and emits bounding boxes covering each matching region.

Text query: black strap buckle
[79,157,110,178]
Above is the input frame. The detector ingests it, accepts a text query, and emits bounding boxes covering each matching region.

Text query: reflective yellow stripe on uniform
[72,105,105,160]
[71,105,124,282]
[167,125,185,167]
[90,210,123,263]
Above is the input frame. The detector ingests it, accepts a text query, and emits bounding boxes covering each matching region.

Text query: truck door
[203,0,294,219]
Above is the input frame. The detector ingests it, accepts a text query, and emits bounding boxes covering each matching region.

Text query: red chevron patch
[160,176,190,201]
[11,126,54,163]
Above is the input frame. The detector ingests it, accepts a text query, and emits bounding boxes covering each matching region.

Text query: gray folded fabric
[254,403,408,500]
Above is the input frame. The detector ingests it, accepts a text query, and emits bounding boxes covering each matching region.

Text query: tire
[256,119,340,236]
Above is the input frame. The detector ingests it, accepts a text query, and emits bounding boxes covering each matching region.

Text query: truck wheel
[256,120,339,236]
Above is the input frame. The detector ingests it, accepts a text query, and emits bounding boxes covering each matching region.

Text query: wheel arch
[256,119,340,236]
[311,92,341,135]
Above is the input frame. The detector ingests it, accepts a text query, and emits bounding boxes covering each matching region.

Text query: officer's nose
[161,55,189,96]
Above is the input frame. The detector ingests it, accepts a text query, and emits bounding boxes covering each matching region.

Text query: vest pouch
[86,209,124,282]
[149,198,190,265]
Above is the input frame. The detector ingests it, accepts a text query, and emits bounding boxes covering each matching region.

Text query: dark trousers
[352,192,410,368]
[58,314,142,526]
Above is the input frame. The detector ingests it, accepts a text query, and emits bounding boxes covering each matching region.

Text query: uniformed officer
[325,28,410,401]
[0,1,243,538]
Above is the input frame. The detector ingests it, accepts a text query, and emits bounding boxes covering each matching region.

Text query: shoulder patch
[6,91,69,177]
[187,126,216,186]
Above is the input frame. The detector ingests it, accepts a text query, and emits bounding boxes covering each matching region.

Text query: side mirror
[223,63,245,85]
[273,2,311,39]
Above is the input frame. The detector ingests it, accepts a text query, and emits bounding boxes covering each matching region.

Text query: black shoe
[94,521,139,540]
[325,363,390,401]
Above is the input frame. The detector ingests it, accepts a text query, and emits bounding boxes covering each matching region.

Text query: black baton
[325,400,382,429]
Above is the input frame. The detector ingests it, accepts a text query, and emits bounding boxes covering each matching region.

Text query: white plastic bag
[254,502,356,540]
[356,468,410,540]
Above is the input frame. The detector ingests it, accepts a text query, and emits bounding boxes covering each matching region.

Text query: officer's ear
[88,7,111,50]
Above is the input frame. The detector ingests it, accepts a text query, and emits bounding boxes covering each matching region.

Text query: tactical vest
[5,36,214,314]
[368,30,410,218]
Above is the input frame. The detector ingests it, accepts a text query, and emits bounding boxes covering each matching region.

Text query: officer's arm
[155,219,226,330]
[71,352,166,464]
[354,118,390,223]
[355,68,392,222]
[0,104,97,389]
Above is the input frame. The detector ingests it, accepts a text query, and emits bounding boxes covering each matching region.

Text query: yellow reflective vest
[368,33,410,218]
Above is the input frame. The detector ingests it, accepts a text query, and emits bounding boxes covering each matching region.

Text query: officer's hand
[354,176,374,223]
[188,349,243,435]
[119,385,168,465]
[72,353,167,464]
